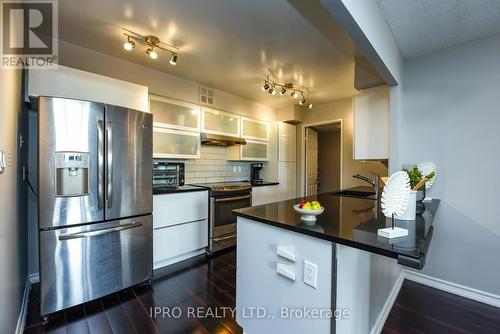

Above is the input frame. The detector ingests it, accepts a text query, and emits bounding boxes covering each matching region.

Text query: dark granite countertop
[251,181,279,187]
[233,187,440,269]
[153,184,210,195]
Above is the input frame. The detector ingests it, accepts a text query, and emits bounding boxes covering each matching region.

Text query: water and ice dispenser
[55,152,90,197]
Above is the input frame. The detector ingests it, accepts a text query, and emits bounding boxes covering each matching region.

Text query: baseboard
[403,269,500,308]
[28,273,39,284]
[370,270,405,334]
[15,278,31,334]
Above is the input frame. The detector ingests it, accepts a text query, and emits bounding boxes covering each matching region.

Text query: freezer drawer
[39,215,152,316]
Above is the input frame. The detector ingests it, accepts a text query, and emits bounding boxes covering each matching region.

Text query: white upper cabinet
[353,85,389,160]
[241,117,269,141]
[153,128,200,159]
[278,122,296,162]
[149,95,200,132]
[202,107,240,136]
[227,140,268,161]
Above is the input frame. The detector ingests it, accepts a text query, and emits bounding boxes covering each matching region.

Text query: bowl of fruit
[293,200,324,222]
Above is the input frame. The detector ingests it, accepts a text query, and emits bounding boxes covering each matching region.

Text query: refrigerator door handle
[97,120,104,209]
[58,221,143,240]
[106,121,113,208]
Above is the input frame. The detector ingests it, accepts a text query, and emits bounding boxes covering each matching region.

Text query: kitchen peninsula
[233,190,439,334]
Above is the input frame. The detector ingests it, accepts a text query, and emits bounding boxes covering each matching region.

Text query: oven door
[211,193,252,237]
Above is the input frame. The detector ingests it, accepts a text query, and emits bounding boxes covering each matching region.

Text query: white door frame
[300,119,343,197]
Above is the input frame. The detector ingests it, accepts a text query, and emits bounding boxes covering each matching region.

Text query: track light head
[123,37,135,51]
[262,82,270,92]
[280,87,286,96]
[269,86,276,95]
[169,53,178,65]
[299,98,306,105]
[307,103,313,109]
[146,47,157,59]
[291,91,298,99]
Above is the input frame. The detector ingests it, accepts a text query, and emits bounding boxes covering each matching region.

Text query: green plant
[403,165,436,188]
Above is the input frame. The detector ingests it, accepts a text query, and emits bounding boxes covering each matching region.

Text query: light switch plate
[304,260,318,288]
[0,150,6,174]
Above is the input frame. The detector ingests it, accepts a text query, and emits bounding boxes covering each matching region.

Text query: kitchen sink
[329,190,375,198]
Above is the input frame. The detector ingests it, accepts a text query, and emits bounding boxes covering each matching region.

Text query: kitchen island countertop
[234,187,439,269]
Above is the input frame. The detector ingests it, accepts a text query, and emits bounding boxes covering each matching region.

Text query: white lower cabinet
[153,191,209,269]
[252,186,278,206]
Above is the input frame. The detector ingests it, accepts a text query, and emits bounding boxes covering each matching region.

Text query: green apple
[312,203,321,210]
[302,202,312,210]
[311,201,319,206]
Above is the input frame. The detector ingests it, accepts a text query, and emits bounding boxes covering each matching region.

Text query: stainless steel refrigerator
[37,96,153,317]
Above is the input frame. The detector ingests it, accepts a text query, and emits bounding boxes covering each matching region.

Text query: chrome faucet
[353,173,380,198]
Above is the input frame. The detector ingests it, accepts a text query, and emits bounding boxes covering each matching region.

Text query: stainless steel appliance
[37,96,153,318]
[153,161,185,188]
[250,163,263,184]
[195,182,252,253]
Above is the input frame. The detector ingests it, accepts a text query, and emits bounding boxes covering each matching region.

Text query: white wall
[0,69,26,333]
[401,35,500,295]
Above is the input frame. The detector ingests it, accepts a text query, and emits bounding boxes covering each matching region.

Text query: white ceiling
[376,0,500,59]
[58,0,360,108]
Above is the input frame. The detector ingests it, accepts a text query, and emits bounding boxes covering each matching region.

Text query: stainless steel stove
[193,182,252,253]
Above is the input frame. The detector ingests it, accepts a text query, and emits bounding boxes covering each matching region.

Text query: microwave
[153,161,185,188]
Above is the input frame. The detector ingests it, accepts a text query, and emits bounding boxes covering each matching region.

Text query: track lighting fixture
[170,53,178,65]
[261,75,312,108]
[122,30,179,65]
[123,37,135,51]
[268,85,276,96]
[146,47,157,59]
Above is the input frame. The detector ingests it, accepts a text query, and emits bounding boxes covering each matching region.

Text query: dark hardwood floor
[24,249,500,334]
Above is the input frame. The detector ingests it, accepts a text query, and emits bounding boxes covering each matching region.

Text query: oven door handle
[214,194,252,203]
[213,234,236,242]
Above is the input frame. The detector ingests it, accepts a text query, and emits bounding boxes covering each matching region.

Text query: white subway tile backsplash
[181,145,251,184]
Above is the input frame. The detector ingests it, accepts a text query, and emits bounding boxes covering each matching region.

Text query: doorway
[304,121,342,196]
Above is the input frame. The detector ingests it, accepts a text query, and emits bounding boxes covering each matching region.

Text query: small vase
[397,191,417,220]
[416,187,426,215]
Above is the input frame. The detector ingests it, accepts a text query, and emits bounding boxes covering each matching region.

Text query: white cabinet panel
[202,107,240,136]
[153,219,208,269]
[153,191,208,228]
[241,117,269,141]
[278,122,296,162]
[149,95,200,131]
[153,191,209,269]
[278,161,296,201]
[252,186,278,206]
[153,128,200,159]
[353,85,389,160]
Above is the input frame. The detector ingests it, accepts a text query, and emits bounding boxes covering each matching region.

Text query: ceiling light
[299,98,306,105]
[268,86,276,96]
[123,37,135,51]
[262,82,270,91]
[170,53,178,65]
[146,47,157,59]
[291,91,298,99]
[280,87,286,96]
[307,103,313,109]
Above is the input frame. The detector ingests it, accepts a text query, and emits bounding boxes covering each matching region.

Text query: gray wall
[401,34,500,295]
[318,131,341,192]
[0,68,28,332]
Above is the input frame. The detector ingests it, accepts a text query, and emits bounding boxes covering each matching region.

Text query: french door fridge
[37,96,153,316]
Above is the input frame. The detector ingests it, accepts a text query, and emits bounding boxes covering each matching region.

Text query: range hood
[201,133,246,146]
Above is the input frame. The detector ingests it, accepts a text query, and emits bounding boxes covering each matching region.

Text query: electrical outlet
[233,166,237,173]
[237,166,242,173]
[304,260,318,288]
